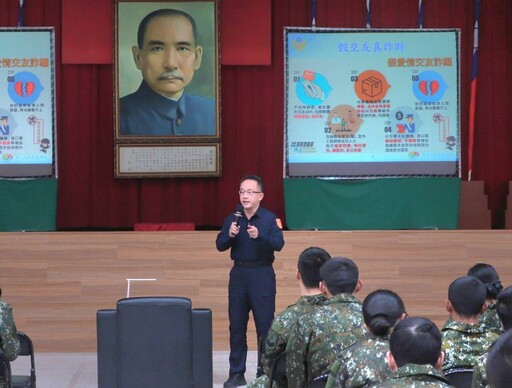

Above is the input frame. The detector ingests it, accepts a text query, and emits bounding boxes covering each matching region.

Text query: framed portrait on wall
[114,0,220,178]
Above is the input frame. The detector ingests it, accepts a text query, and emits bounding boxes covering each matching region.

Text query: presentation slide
[0,28,56,178]
[284,28,460,178]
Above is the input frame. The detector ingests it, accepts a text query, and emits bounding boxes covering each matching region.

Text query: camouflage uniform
[441,319,499,371]
[325,333,392,388]
[286,293,366,388]
[247,294,326,388]
[0,300,21,388]
[374,364,451,387]
[471,352,489,388]
[480,302,504,334]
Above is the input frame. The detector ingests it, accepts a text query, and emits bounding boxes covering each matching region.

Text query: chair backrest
[0,353,12,388]
[269,351,287,388]
[444,367,473,388]
[11,331,36,388]
[97,296,212,388]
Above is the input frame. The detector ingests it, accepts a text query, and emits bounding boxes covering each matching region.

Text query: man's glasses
[239,190,262,196]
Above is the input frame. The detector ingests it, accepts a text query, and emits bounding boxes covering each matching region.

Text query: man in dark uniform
[216,175,285,388]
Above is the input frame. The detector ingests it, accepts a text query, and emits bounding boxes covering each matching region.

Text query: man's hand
[229,222,240,238]
[247,224,259,239]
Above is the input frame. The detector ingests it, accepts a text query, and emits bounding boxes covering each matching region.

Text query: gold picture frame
[114,0,220,177]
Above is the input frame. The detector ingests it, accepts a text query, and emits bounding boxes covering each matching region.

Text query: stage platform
[1,230,511,353]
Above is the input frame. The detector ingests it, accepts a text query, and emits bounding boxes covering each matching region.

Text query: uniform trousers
[228,264,276,375]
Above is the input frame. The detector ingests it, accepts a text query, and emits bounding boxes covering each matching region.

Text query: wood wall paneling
[1,231,511,353]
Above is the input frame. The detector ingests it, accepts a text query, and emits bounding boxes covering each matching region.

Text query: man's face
[239,179,264,213]
[132,15,203,99]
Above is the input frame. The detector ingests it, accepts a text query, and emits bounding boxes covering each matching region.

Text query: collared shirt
[216,206,284,263]
[0,300,20,362]
[471,352,489,388]
[480,303,504,334]
[375,364,451,387]
[286,293,366,388]
[247,294,326,388]
[441,319,499,371]
[326,333,392,388]
[120,81,215,136]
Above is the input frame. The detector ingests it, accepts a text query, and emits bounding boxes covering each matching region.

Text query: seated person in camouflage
[486,328,512,388]
[467,263,505,334]
[472,285,512,388]
[286,257,366,388]
[247,246,331,388]
[0,287,21,388]
[326,289,407,388]
[441,276,500,372]
[377,317,451,387]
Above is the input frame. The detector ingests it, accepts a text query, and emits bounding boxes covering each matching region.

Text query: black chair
[307,374,328,388]
[11,332,36,388]
[97,296,212,388]
[268,351,287,388]
[444,367,473,388]
[0,352,12,388]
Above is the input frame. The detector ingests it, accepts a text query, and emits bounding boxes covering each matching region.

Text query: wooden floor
[1,230,511,353]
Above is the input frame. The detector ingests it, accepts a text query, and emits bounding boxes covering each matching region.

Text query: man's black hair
[240,175,264,192]
[390,317,442,368]
[363,289,405,337]
[319,257,358,295]
[467,262,503,299]
[137,8,198,49]
[448,276,486,318]
[497,286,512,330]
[486,329,512,388]
[297,247,331,288]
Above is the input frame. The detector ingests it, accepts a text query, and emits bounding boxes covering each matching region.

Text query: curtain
[0,0,510,229]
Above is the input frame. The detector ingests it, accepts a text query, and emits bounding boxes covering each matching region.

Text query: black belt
[233,260,272,268]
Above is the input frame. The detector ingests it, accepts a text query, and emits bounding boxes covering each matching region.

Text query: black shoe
[223,373,247,387]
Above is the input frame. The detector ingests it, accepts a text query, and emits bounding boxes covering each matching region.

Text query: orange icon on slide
[354,70,390,101]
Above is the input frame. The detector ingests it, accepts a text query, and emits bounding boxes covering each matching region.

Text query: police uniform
[286,293,366,388]
[326,333,392,388]
[216,205,284,377]
[247,294,326,388]
[441,319,499,371]
[374,364,451,387]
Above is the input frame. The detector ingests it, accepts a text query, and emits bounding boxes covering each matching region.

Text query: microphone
[234,205,243,226]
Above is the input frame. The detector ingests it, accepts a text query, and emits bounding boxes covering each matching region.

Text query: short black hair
[319,257,358,295]
[448,276,486,318]
[467,263,503,299]
[486,329,512,388]
[137,9,198,49]
[390,317,442,368]
[297,247,331,288]
[497,286,512,330]
[363,289,406,337]
[240,175,264,192]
